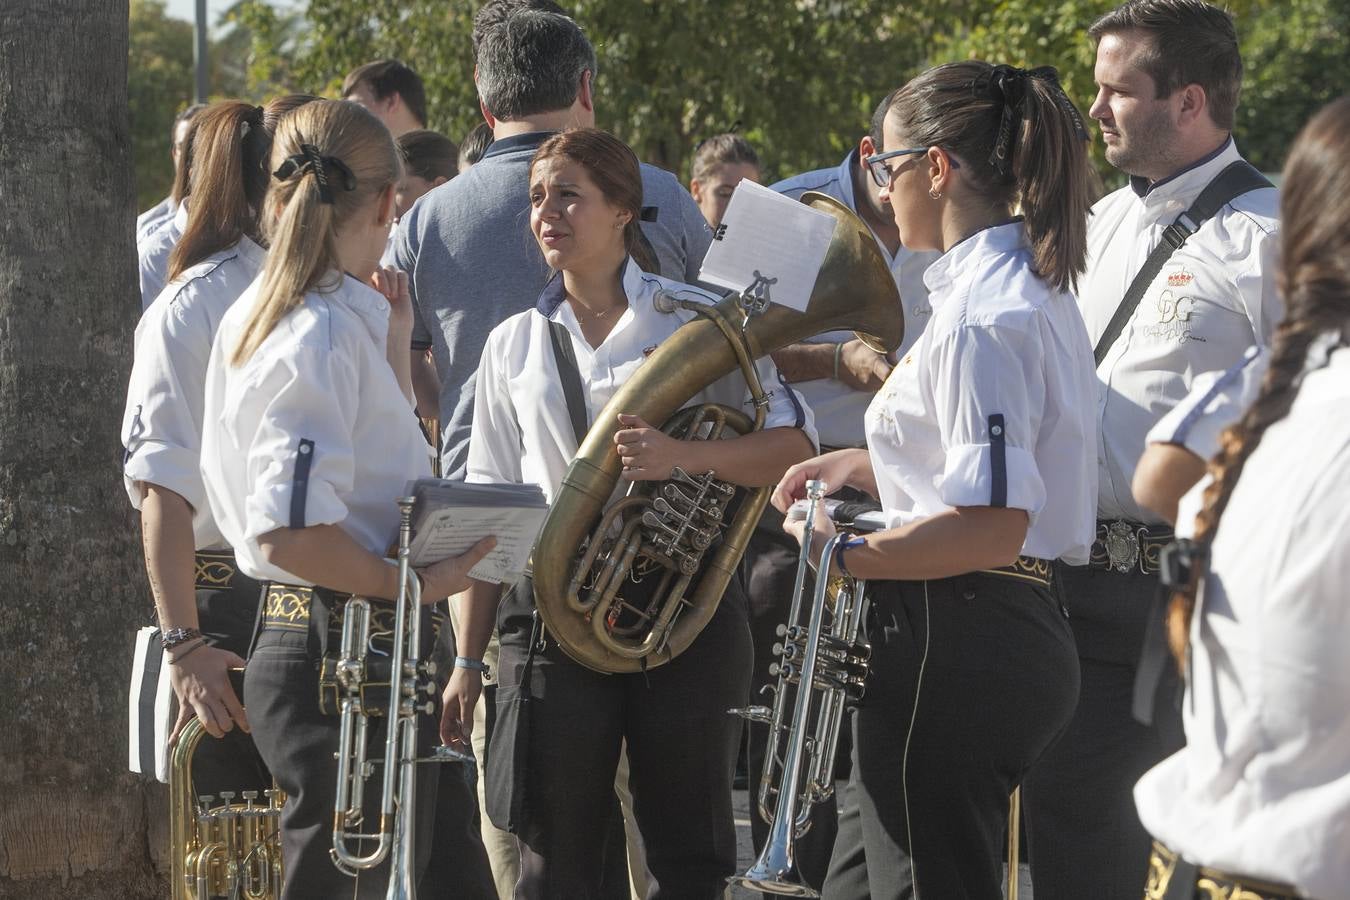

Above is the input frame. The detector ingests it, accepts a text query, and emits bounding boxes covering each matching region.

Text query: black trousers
[740,503,842,893]
[244,594,494,900]
[494,578,753,899]
[187,551,270,798]
[822,572,1080,900]
[1021,565,1184,900]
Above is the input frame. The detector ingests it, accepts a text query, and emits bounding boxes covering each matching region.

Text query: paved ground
[726,785,1035,899]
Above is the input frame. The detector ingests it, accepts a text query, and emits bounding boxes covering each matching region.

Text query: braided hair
[1169,96,1350,665]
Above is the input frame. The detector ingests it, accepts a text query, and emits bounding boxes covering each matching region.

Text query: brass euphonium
[531,192,903,673]
[170,715,285,900]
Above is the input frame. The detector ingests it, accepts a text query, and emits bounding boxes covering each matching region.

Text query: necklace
[572,300,626,321]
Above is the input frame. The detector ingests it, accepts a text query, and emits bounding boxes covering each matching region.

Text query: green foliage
[133,0,1349,203]
[128,0,194,210]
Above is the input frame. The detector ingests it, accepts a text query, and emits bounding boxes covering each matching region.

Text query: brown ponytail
[886,61,1092,292]
[1169,96,1350,665]
[230,100,400,366]
[167,101,271,281]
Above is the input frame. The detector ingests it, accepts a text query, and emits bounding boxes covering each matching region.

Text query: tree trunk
[0,2,166,896]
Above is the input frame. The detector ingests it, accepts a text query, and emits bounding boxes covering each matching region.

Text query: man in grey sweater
[393,6,711,479]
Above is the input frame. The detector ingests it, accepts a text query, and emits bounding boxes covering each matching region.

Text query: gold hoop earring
[929,188,942,200]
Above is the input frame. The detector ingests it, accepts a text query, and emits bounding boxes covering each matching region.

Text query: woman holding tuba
[456,128,817,898]
[772,62,1098,899]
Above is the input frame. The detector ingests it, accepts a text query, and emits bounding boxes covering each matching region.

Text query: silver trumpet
[330,495,471,898]
[729,480,873,897]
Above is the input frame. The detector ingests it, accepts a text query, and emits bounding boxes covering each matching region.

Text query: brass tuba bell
[530,192,903,674]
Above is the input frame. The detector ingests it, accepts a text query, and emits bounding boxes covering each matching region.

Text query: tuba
[169,714,285,900]
[531,192,903,674]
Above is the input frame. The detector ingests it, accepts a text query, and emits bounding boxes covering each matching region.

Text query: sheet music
[406,479,549,584]
[697,179,836,313]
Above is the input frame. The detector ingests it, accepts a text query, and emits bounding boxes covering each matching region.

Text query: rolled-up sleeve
[241,349,361,540]
[122,299,212,511]
[1147,346,1267,461]
[928,324,1047,515]
[465,330,524,486]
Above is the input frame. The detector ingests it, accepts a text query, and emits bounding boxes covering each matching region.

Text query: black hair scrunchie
[974,65,1087,174]
[272,142,357,204]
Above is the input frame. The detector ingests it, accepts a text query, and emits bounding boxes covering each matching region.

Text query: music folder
[697,179,836,313]
[405,479,549,584]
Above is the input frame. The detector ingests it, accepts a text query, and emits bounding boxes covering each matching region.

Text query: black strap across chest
[547,319,590,447]
[1093,160,1272,366]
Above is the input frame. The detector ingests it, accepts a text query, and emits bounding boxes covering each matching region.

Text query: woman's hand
[371,265,412,332]
[416,536,498,604]
[615,414,684,482]
[439,666,482,750]
[771,448,870,513]
[781,498,838,572]
[168,644,249,744]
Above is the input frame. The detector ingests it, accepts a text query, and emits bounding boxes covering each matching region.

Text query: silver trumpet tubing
[330,495,471,899]
[728,480,873,897]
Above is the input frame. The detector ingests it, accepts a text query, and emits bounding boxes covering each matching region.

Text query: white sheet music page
[697,179,836,313]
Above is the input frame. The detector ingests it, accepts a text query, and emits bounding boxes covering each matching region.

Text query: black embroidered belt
[978,556,1053,588]
[194,550,240,591]
[1146,841,1303,900]
[1089,520,1173,575]
[259,582,332,632]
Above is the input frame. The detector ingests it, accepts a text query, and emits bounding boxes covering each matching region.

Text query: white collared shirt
[1135,347,1350,899]
[864,222,1098,564]
[772,150,940,448]
[122,237,266,550]
[139,202,189,311]
[1146,345,1267,464]
[201,273,429,584]
[136,196,175,244]
[1079,138,1280,523]
[465,257,817,501]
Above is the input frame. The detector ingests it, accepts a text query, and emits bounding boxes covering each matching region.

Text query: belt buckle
[1104,520,1140,574]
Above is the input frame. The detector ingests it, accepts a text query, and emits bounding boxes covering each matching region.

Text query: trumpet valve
[241,790,258,810]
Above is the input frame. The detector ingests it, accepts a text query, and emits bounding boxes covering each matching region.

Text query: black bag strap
[1093,160,1272,366]
[547,320,589,447]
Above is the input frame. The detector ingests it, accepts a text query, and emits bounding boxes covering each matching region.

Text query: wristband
[160,626,203,651]
[833,536,867,578]
[832,342,844,381]
[455,656,490,679]
[167,638,207,665]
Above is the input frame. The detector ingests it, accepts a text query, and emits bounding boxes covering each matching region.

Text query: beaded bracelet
[167,638,207,666]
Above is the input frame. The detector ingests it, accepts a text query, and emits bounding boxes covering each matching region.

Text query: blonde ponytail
[231,100,400,366]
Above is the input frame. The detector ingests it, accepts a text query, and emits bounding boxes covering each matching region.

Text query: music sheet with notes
[405,480,549,584]
[697,179,836,313]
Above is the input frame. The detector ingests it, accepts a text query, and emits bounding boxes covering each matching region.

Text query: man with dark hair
[342,59,427,137]
[136,103,204,242]
[470,0,568,60]
[1020,3,1279,897]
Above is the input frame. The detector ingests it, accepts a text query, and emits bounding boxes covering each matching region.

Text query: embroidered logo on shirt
[1144,288,1207,345]
[1167,269,1194,288]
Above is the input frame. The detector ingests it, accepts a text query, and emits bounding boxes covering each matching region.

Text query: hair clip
[272,142,357,203]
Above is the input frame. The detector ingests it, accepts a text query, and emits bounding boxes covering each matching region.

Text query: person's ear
[1177,83,1207,128]
[858,134,877,160]
[478,98,496,130]
[927,146,954,197]
[690,178,704,203]
[578,69,595,113]
[431,175,449,189]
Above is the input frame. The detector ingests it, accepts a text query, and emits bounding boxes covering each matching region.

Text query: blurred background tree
[129,0,1348,206]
